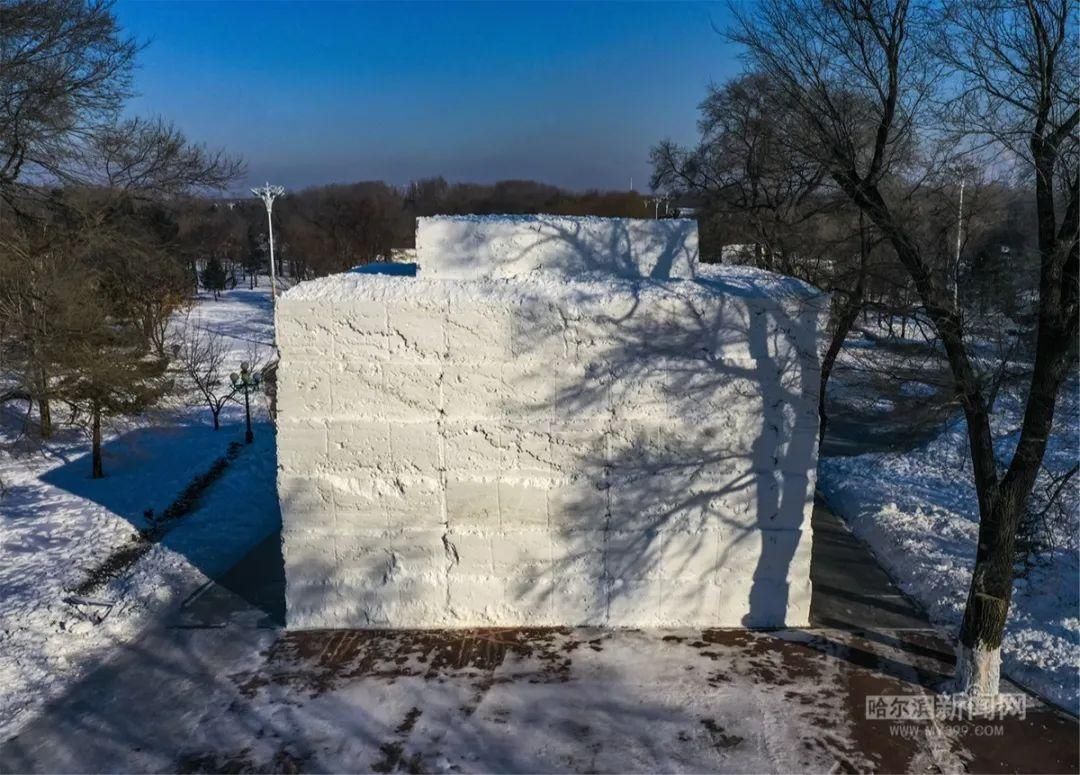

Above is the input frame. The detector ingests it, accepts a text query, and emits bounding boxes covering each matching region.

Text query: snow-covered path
[820,348,1080,714]
[0,283,280,740]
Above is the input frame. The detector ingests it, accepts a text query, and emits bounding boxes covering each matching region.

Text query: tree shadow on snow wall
[503,259,823,627]
[425,215,695,278]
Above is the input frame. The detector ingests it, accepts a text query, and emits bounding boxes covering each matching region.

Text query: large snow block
[416,215,699,280]
[277,261,828,630]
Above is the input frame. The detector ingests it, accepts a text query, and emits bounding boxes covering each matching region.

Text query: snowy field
[820,335,1080,714]
[0,282,280,740]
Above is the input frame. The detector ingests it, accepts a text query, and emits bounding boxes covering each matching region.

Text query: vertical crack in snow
[555,304,572,358]
[381,550,400,585]
[601,362,616,625]
[442,533,460,568]
[437,312,454,610]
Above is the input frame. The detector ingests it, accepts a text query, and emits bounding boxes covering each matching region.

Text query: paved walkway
[1,503,1076,774]
[819,331,956,459]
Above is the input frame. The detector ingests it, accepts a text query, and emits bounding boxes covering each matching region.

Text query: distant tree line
[183,178,669,283]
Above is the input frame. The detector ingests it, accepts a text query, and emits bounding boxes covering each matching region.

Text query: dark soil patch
[395,707,422,735]
[371,705,427,775]
[232,628,579,701]
[176,746,309,774]
[700,717,743,749]
[691,628,821,685]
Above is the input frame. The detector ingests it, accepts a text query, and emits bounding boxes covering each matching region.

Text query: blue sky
[114,1,742,192]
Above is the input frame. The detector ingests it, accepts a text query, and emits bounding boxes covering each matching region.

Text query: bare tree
[89,117,244,195]
[176,321,238,431]
[934,0,1079,692]
[281,182,406,276]
[1,2,242,208]
[0,0,243,450]
[0,205,92,438]
[651,72,831,271]
[732,0,1077,694]
[0,0,137,206]
[651,73,905,441]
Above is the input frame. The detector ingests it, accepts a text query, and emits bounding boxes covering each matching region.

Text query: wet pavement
[1,503,1076,774]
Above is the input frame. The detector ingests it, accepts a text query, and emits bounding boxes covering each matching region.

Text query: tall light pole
[251,183,285,301]
[953,175,965,310]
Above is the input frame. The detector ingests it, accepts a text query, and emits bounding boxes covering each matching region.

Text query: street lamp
[251,183,286,301]
[230,361,262,444]
[646,196,669,219]
[953,174,965,311]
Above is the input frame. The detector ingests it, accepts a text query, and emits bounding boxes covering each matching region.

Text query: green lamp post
[230,361,262,444]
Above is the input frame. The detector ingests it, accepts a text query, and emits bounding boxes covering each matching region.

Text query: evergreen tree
[59,324,170,479]
[244,222,264,288]
[201,255,227,300]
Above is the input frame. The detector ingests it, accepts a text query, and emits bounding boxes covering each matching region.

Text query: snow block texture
[277,255,828,630]
[416,215,699,280]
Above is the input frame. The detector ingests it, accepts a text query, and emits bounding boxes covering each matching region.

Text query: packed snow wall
[416,215,699,280]
[277,219,828,629]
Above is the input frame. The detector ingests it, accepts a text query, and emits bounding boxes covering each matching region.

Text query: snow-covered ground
[2,265,1076,755]
[820,337,1080,714]
[0,282,280,740]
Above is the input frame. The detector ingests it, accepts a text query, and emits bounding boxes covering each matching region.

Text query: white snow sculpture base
[277,255,828,630]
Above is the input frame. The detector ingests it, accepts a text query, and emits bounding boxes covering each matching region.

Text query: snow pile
[415,215,699,280]
[819,379,1080,713]
[278,243,829,629]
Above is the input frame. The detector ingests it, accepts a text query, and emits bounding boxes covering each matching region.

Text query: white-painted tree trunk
[954,642,1001,696]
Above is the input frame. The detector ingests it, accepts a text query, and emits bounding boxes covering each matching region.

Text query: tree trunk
[38,367,52,439]
[839,174,1076,696]
[142,305,154,347]
[819,213,870,443]
[212,408,220,430]
[818,296,862,443]
[91,400,104,479]
[953,132,1080,695]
